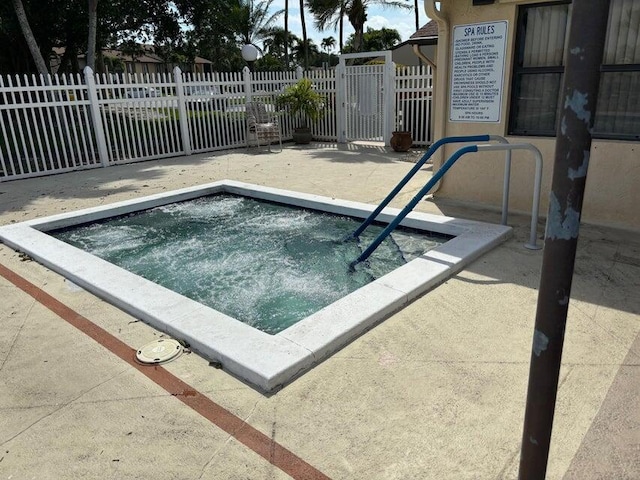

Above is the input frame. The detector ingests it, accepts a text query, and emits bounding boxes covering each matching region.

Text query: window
[510,2,571,136]
[509,0,640,140]
[593,1,640,139]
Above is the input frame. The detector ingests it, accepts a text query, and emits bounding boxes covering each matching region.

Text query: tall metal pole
[518,2,610,479]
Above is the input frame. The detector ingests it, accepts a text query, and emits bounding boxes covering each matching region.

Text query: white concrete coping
[0,180,511,391]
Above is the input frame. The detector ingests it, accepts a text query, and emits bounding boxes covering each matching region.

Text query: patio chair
[246,101,282,153]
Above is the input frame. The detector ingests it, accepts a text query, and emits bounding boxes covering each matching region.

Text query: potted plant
[276,78,325,144]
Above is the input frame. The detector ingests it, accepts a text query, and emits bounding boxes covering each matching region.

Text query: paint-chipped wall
[432,0,640,231]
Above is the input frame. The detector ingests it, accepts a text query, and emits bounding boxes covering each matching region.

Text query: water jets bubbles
[53,194,448,334]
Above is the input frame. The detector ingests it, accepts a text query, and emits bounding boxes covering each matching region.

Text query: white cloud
[366,15,412,40]
[389,20,417,41]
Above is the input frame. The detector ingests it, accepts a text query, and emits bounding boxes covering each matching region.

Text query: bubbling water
[53,195,449,334]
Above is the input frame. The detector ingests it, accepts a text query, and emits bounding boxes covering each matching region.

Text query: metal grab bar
[478,143,543,250]
[349,134,510,239]
[353,145,478,265]
[353,143,543,265]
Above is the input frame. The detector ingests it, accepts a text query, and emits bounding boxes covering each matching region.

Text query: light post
[241,44,258,72]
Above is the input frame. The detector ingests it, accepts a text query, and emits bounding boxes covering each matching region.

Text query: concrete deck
[1,143,638,479]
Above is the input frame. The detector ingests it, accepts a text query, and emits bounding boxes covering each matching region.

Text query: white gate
[336,51,395,146]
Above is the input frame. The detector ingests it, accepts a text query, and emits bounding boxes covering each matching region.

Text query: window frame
[508,0,571,137]
[508,0,640,141]
[593,63,640,141]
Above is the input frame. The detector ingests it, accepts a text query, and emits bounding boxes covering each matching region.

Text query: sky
[268,1,430,51]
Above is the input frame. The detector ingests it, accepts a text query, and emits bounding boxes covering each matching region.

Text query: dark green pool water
[52,195,450,334]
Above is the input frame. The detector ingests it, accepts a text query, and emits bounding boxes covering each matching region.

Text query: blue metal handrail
[352,142,544,265]
[353,145,479,265]
[349,135,493,240]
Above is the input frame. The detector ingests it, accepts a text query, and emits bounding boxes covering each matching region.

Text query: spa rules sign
[450,21,508,123]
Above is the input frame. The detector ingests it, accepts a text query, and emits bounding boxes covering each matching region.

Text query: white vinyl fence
[0,74,101,179]
[0,64,432,181]
[395,66,433,146]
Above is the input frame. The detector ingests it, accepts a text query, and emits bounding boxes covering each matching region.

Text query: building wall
[392,44,437,67]
[431,0,640,231]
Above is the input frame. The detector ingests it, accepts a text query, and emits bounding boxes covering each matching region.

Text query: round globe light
[241,44,259,62]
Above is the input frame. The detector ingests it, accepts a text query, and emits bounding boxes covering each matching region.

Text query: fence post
[83,66,109,167]
[174,66,192,155]
[383,58,396,146]
[427,65,435,144]
[336,60,346,143]
[243,67,252,103]
[296,66,304,80]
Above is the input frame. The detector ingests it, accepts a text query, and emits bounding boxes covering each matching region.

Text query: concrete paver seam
[0,262,332,480]
[0,298,36,374]
[0,371,121,448]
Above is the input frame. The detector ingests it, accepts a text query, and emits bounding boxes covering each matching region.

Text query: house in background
[51,46,212,76]
[391,20,438,67]
[425,0,639,231]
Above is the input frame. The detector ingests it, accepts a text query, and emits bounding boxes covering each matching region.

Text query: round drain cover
[136,339,182,365]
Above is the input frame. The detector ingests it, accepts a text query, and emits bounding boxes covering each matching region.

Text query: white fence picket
[0,72,100,180]
[395,65,433,146]
[1,62,433,181]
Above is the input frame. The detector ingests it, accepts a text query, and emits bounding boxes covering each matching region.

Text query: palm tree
[11,0,48,75]
[308,0,347,53]
[308,0,410,53]
[321,36,336,53]
[321,36,336,64]
[284,0,289,68]
[263,27,299,61]
[87,0,99,70]
[344,26,400,51]
[234,0,284,54]
[299,0,309,69]
[292,38,319,65]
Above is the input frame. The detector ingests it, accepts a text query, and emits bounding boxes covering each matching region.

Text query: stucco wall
[392,44,437,67]
[431,0,640,231]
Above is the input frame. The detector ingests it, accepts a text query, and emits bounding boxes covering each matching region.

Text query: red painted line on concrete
[0,262,331,480]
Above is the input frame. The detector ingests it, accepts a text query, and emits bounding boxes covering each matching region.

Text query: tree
[55,1,87,74]
[3,0,186,74]
[307,0,410,53]
[263,27,299,62]
[11,0,49,75]
[233,0,284,53]
[178,0,243,71]
[151,4,188,71]
[119,40,145,64]
[344,26,400,52]
[292,38,319,65]
[254,53,285,71]
[307,0,347,53]
[284,0,289,68]
[321,36,336,64]
[178,0,286,71]
[2,0,314,75]
[299,0,309,69]
[321,36,336,54]
[86,0,98,70]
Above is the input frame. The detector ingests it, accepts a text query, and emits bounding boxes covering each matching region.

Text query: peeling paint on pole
[518,2,610,479]
[532,330,549,357]
[546,193,580,240]
[568,153,590,180]
[564,90,591,124]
